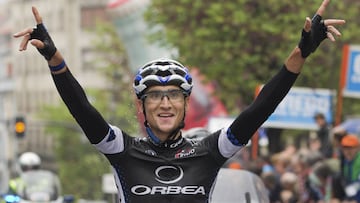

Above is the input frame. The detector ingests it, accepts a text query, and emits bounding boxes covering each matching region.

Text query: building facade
[3,0,110,171]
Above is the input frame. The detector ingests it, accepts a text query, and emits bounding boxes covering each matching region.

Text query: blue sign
[262,87,334,130]
[344,46,360,98]
[208,87,335,131]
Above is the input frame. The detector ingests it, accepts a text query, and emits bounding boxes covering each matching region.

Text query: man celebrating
[13,1,345,202]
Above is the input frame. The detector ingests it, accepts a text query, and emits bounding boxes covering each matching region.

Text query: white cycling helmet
[133,58,193,99]
[19,152,41,171]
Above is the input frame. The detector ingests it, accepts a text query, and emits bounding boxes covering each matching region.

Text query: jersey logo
[130,165,206,195]
[155,165,184,184]
[175,148,195,158]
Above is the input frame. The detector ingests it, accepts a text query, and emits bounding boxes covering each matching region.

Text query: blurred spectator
[279,172,298,203]
[309,131,321,152]
[314,113,333,158]
[331,125,347,159]
[339,134,360,202]
[290,149,323,202]
[8,152,42,195]
[280,190,295,203]
[245,157,265,176]
[261,151,293,202]
[271,153,291,178]
[261,171,282,203]
[306,161,340,202]
[328,125,347,200]
[330,127,348,201]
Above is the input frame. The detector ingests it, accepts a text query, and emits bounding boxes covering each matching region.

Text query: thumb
[30,39,45,49]
[304,17,312,32]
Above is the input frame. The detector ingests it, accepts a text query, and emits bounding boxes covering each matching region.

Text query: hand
[298,0,345,58]
[13,6,57,60]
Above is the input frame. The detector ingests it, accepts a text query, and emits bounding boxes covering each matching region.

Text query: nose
[160,93,171,100]
[159,94,171,105]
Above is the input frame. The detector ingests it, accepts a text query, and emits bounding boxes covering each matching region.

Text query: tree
[40,105,108,199]
[39,21,138,199]
[144,0,358,115]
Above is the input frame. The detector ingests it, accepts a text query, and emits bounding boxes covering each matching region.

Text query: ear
[136,99,144,113]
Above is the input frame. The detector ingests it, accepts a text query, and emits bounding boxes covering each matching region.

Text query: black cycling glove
[30,23,57,61]
[298,14,328,58]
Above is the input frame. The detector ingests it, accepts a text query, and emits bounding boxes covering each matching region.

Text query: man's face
[342,146,359,161]
[315,117,326,127]
[139,85,189,141]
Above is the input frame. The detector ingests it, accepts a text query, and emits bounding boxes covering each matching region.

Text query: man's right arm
[49,52,110,144]
[13,7,110,144]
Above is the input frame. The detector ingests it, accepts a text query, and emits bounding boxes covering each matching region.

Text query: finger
[13,27,33,38]
[327,32,335,42]
[304,17,312,32]
[32,6,42,24]
[327,26,342,37]
[19,34,31,51]
[323,19,346,26]
[30,39,45,49]
[316,0,330,16]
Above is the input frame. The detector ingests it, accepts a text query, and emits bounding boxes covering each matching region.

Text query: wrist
[284,47,305,74]
[49,60,66,72]
[47,51,63,65]
[48,52,67,73]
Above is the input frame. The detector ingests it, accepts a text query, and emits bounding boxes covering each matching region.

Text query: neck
[158,130,181,142]
[146,127,183,148]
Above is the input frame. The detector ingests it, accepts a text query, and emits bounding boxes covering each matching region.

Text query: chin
[158,125,177,133]
[160,128,176,133]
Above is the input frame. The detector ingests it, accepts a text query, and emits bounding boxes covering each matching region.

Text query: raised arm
[227,0,345,145]
[13,7,110,144]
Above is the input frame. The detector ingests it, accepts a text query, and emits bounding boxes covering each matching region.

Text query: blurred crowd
[223,113,360,203]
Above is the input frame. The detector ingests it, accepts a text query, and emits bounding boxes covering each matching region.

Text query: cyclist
[8,152,61,201]
[13,1,345,202]
[8,152,41,195]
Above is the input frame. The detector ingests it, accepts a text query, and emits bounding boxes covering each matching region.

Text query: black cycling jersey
[52,65,298,203]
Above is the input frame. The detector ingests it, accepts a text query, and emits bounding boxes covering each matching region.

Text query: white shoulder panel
[218,128,243,158]
[94,125,124,154]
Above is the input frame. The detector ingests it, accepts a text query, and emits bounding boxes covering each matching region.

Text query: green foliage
[144,0,360,116]
[90,20,139,133]
[39,104,108,200]
[38,21,138,200]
